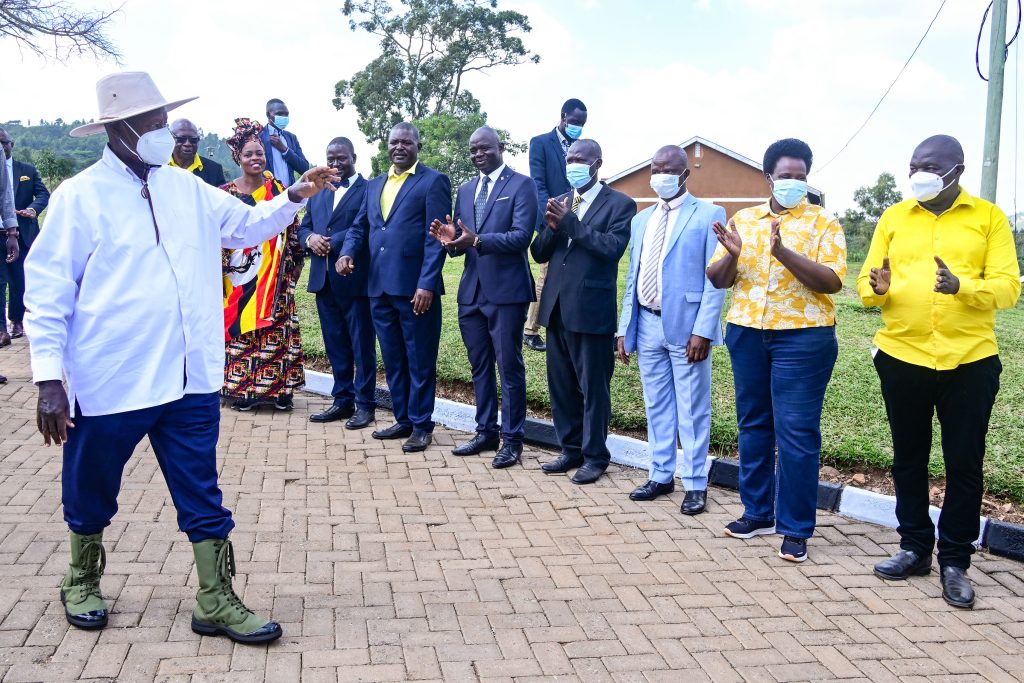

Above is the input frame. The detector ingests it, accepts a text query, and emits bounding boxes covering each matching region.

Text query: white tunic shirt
[24,146,306,416]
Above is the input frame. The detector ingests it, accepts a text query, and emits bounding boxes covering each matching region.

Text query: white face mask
[650,173,683,199]
[909,166,958,202]
[123,122,176,166]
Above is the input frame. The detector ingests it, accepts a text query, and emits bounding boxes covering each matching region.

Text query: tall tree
[0,1,121,61]
[334,0,538,181]
[840,172,904,259]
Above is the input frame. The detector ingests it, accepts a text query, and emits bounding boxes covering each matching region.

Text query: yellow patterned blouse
[710,199,847,330]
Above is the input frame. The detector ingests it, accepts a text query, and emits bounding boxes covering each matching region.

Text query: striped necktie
[475,176,490,228]
[639,203,672,306]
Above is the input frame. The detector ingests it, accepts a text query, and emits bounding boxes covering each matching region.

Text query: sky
[2,0,1022,215]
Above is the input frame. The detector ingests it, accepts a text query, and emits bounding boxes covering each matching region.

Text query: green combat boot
[190,538,282,644]
[61,531,108,629]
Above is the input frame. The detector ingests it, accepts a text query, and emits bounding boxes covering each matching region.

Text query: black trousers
[874,350,1001,568]
[546,307,614,467]
[0,242,27,325]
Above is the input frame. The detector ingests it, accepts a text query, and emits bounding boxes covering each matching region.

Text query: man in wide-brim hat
[24,71,339,644]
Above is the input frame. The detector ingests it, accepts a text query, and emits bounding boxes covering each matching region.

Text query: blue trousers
[315,288,377,410]
[371,293,442,431]
[458,294,528,445]
[62,392,234,542]
[725,324,838,539]
[637,309,712,490]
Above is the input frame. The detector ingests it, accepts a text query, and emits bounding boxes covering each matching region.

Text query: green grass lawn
[295,257,1024,504]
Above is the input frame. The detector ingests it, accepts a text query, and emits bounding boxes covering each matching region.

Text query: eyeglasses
[174,136,200,144]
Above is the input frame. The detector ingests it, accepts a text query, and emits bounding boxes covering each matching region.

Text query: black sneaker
[779,536,808,563]
[724,517,776,539]
[275,395,294,411]
[231,398,259,412]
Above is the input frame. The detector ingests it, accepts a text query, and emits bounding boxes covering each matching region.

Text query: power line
[817,0,946,174]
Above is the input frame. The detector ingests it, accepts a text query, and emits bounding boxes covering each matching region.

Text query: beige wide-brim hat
[70,71,197,137]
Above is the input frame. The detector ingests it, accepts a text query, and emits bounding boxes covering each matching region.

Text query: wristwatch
[473,235,482,249]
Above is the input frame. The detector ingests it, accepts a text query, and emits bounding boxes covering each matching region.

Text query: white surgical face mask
[909,166,957,202]
[650,173,683,199]
[770,178,808,209]
[124,122,176,166]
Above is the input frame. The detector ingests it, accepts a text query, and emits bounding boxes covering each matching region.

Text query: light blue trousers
[636,308,712,489]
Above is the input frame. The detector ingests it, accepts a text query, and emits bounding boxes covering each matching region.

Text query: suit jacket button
[380,247,385,251]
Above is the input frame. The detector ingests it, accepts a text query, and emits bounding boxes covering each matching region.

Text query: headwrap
[225,118,264,164]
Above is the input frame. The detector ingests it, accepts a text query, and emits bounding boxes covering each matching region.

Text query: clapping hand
[711,219,742,258]
[287,166,341,202]
[769,219,786,258]
[869,257,891,295]
[545,197,570,230]
[429,215,458,245]
[934,256,959,295]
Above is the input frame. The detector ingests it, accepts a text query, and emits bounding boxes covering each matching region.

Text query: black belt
[640,305,662,316]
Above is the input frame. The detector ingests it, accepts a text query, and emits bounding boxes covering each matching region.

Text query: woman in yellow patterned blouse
[707,138,846,564]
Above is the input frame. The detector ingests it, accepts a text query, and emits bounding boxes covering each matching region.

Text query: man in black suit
[524,98,588,353]
[298,137,376,429]
[531,139,634,485]
[429,127,538,469]
[169,119,226,187]
[0,127,50,343]
[261,98,310,188]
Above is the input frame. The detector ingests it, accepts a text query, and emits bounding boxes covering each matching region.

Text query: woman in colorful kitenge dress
[220,118,305,411]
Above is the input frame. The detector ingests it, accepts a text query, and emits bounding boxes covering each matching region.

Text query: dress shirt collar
[388,163,417,180]
[479,163,505,185]
[169,154,203,173]
[574,181,602,206]
[659,191,689,212]
[101,144,152,183]
[910,187,973,216]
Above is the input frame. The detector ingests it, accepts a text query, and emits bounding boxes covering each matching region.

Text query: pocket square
[19,176,29,181]
[495,196,510,202]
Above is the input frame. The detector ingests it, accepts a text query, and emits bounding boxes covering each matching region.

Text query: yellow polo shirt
[856,189,1020,370]
[168,154,203,173]
[380,164,415,219]
[710,199,847,330]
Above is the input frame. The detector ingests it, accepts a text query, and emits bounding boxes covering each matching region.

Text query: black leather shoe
[492,443,522,469]
[0,375,6,384]
[524,334,547,352]
[452,432,500,456]
[680,490,707,515]
[310,403,354,423]
[940,566,975,608]
[345,408,375,430]
[373,422,414,440]
[571,462,607,485]
[541,453,584,474]
[873,549,932,581]
[629,480,674,501]
[402,430,432,452]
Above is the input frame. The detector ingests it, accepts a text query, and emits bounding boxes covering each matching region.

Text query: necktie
[475,176,490,228]
[571,194,582,215]
[640,203,672,306]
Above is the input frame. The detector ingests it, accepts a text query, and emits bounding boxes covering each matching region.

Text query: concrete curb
[303,370,1023,563]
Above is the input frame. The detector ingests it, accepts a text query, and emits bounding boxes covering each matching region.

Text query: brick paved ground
[1,338,1023,682]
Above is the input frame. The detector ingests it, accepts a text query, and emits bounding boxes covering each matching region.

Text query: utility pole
[981,0,1008,202]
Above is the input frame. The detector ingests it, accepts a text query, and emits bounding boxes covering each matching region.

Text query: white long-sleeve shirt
[24,146,306,416]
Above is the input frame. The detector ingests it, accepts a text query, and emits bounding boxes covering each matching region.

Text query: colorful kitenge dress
[220,173,305,400]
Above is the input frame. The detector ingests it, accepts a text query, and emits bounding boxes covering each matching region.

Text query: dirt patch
[302,361,1024,526]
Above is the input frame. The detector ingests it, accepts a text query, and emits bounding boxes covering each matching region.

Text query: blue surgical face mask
[770,178,808,209]
[566,161,595,189]
[564,123,584,140]
[273,115,290,130]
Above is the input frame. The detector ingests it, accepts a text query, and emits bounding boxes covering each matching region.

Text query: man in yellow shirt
[858,135,1020,609]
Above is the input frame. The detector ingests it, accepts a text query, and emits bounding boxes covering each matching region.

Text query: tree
[0,1,121,60]
[840,172,903,260]
[34,149,74,187]
[334,0,538,183]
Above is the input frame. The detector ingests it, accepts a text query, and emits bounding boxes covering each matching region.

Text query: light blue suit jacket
[617,194,727,352]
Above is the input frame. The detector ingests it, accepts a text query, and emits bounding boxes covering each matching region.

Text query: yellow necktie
[571,194,582,215]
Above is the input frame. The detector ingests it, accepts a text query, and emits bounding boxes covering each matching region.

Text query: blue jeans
[725,324,838,539]
[62,392,234,542]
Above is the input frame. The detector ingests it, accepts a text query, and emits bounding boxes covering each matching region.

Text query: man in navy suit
[524,98,588,353]
[531,139,635,485]
[338,122,451,453]
[616,146,726,515]
[429,127,538,469]
[0,127,50,344]
[298,137,376,429]
[260,98,310,188]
